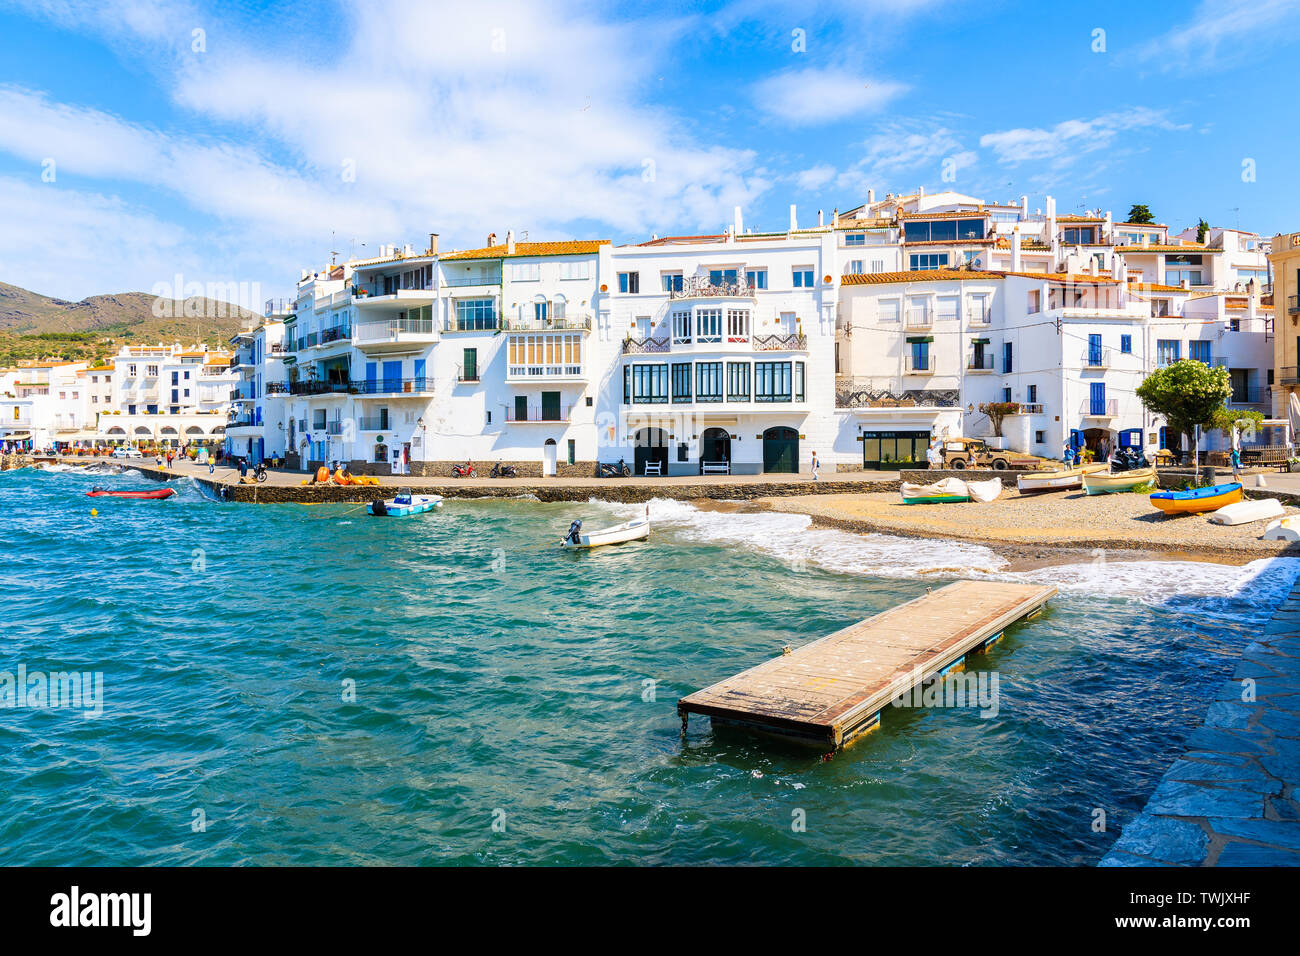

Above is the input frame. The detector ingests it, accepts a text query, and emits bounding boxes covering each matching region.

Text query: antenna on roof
[330,230,340,266]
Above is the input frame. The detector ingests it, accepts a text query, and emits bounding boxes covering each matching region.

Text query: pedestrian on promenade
[810,450,819,481]
[238,457,248,482]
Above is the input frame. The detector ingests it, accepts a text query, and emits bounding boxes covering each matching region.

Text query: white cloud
[831,123,976,196]
[1141,0,1300,69]
[980,108,1187,166]
[795,164,836,191]
[753,67,907,126]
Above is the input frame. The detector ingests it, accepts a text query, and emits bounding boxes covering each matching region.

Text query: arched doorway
[762,426,799,473]
[633,427,668,476]
[700,427,731,473]
[543,438,557,477]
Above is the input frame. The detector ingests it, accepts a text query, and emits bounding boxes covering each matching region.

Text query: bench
[642,461,662,476]
[701,461,731,475]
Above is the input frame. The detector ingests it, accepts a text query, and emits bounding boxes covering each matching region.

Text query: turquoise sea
[1,463,1294,866]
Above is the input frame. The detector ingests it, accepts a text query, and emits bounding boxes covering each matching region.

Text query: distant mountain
[0,281,258,365]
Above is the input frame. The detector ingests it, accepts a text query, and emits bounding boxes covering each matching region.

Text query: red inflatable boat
[85,488,176,500]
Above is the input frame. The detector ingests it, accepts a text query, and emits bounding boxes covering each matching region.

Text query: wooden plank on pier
[677,580,1056,749]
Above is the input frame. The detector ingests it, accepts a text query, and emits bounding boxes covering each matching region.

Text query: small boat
[1016,464,1107,495]
[1149,482,1244,516]
[85,487,175,500]
[1208,498,1284,526]
[965,477,1002,503]
[561,508,650,548]
[1263,515,1300,541]
[367,489,443,517]
[900,477,970,504]
[1083,466,1157,495]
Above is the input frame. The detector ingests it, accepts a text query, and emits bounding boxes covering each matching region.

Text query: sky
[0,0,1298,304]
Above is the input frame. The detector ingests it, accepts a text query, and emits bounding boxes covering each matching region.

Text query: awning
[2,431,32,440]
[906,335,934,343]
[971,337,991,345]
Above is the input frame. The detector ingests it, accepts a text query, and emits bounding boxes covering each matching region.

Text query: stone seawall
[1,454,33,471]
[1100,579,1300,866]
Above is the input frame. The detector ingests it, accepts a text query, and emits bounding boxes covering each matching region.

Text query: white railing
[507,364,584,379]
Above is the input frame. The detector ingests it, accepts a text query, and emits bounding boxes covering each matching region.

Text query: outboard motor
[371,498,388,516]
[566,519,582,545]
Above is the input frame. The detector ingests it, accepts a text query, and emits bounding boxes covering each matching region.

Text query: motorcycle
[1108,446,1147,472]
[253,461,268,483]
[491,461,518,478]
[452,461,476,478]
[597,458,632,478]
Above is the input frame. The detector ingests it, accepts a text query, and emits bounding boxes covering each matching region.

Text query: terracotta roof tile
[442,240,609,260]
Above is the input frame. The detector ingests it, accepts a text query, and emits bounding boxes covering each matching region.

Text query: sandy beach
[746,488,1300,567]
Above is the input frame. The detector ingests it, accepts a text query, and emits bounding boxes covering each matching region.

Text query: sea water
[0,464,1293,865]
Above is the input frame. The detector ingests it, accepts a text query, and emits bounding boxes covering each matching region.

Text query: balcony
[966,353,995,372]
[967,309,992,326]
[353,317,438,351]
[1228,387,1267,408]
[264,297,292,316]
[325,421,345,436]
[456,365,480,383]
[505,403,573,423]
[904,310,932,330]
[502,315,592,333]
[1079,399,1119,418]
[445,318,500,333]
[1282,367,1300,385]
[288,380,352,396]
[1081,347,1113,369]
[905,355,934,374]
[440,270,502,288]
[1289,294,1300,315]
[356,416,391,431]
[265,382,290,394]
[351,377,434,397]
[668,276,757,300]
[752,333,807,351]
[623,337,670,355]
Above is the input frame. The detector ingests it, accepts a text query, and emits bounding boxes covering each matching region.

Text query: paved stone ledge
[1100,582,1300,867]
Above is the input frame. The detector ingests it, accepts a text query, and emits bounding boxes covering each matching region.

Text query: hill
[0,281,259,365]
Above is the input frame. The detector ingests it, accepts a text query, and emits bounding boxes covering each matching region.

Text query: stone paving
[1101,581,1300,866]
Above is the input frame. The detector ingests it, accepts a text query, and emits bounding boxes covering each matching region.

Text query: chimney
[1045,195,1058,257]
[789,204,797,232]
[1103,210,1113,243]
[817,209,824,227]
[1010,225,1022,273]
[487,232,498,247]
[428,233,439,255]
[1020,195,1028,218]
[734,205,743,237]
[832,207,839,227]
[867,188,875,205]
[506,230,515,255]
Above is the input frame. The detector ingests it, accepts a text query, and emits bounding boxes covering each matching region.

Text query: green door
[762,427,799,473]
[463,348,477,381]
[541,391,561,421]
[514,395,528,422]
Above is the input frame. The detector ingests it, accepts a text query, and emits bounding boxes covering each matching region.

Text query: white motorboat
[560,507,651,549]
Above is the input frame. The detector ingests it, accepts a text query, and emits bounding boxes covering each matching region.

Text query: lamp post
[416,416,425,476]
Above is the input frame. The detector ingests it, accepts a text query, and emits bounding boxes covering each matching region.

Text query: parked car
[111,447,143,459]
[940,437,1045,471]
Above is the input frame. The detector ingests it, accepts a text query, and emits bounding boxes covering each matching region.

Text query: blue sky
[0,0,1297,303]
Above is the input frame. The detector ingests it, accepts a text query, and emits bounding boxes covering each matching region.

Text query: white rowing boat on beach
[900,477,969,504]
[1210,498,1284,526]
[1016,464,1106,495]
[1082,466,1156,495]
[560,507,651,549]
[964,477,1002,503]
[1263,514,1300,541]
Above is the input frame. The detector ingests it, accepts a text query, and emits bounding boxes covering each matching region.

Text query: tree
[1211,407,1263,441]
[978,401,1019,438]
[1136,359,1232,462]
[1196,218,1210,243]
[1127,204,1155,224]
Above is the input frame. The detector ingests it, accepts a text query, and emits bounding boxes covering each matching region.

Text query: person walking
[810,449,819,481]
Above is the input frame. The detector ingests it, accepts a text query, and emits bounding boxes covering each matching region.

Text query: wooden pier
[677,580,1056,750]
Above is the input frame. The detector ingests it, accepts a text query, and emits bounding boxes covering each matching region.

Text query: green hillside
[0,281,258,366]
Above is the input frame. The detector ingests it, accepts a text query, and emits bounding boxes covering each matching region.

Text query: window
[1003,342,1013,373]
[909,253,949,271]
[630,363,667,403]
[726,309,750,342]
[969,294,989,323]
[877,299,900,323]
[455,298,497,330]
[709,268,739,288]
[1120,334,1132,354]
[1189,340,1211,364]
[671,363,692,402]
[795,362,805,402]
[1062,227,1096,245]
[558,261,590,280]
[847,260,864,274]
[1035,430,1045,444]
[745,268,767,289]
[696,308,722,343]
[754,361,792,402]
[793,267,815,287]
[844,233,866,246]
[1166,267,1203,286]
[696,362,723,402]
[1027,290,1041,314]
[661,272,683,292]
[903,219,985,242]
[567,439,576,465]
[1229,317,1241,332]
[1156,339,1180,366]
[618,271,640,294]
[1027,384,1038,404]
[1087,333,1103,366]
[533,299,549,322]
[936,296,959,322]
[1002,387,1012,403]
[870,259,885,273]
[727,362,750,401]
[671,310,692,343]
[910,341,930,371]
